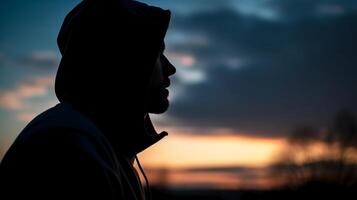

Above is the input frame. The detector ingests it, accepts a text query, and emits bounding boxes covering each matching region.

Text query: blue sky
[1,0,357,158]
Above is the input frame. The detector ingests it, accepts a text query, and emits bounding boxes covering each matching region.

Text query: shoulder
[11,102,108,159]
[2,128,101,168]
[2,103,114,171]
[0,129,121,200]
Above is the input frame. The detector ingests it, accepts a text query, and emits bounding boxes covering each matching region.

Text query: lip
[163,79,171,88]
[164,88,169,96]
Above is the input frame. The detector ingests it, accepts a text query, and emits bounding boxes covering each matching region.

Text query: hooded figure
[0,0,176,199]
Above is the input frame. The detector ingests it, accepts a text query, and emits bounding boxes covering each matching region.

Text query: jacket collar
[85,110,167,158]
[140,115,168,153]
[110,115,168,159]
[62,101,168,158]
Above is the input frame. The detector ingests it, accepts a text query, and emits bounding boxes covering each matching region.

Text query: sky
[1,0,357,189]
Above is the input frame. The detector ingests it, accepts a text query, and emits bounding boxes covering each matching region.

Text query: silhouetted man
[0,0,176,199]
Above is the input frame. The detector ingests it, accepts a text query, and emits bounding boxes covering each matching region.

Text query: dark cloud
[147,0,234,15]
[179,166,269,182]
[165,7,357,138]
[268,0,357,21]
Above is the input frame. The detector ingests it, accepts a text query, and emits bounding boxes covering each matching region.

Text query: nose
[163,55,176,76]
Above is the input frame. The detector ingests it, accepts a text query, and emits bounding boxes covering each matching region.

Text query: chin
[148,97,170,114]
[149,99,170,114]
[148,87,171,114]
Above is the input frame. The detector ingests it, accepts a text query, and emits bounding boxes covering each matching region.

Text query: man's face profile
[147,44,176,114]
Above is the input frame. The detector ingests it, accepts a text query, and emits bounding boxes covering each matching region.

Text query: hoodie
[0,0,171,199]
[55,0,171,156]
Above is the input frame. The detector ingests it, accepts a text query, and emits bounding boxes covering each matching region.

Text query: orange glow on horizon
[139,129,286,169]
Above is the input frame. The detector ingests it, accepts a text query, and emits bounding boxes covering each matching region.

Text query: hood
[55,0,171,156]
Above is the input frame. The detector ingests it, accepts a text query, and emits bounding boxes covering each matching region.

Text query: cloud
[175,67,207,85]
[17,50,59,69]
[230,0,280,21]
[166,52,196,67]
[264,0,357,21]
[16,112,37,123]
[162,6,357,138]
[147,0,233,15]
[148,0,280,21]
[316,4,346,16]
[0,50,59,69]
[167,31,210,48]
[0,75,58,123]
[0,76,54,110]
[145,165,279,189]
[150,0,357,22]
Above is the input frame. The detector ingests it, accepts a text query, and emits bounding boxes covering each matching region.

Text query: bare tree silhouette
[272,110,357,189]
